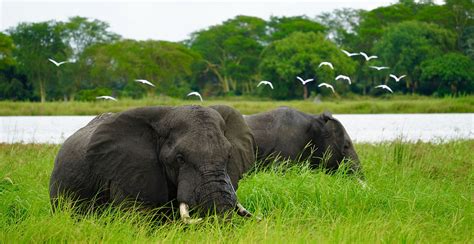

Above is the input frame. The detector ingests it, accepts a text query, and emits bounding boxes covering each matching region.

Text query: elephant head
[49,105,255,221]
[314,111,361,174]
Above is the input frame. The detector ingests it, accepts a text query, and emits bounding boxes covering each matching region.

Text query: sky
[1,0,445,42]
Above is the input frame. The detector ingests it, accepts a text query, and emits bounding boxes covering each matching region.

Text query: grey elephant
[49,105,256,222]
[244,107,362,175]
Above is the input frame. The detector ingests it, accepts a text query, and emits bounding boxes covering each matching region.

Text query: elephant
[244,107,362,175]
[49,105,256,222]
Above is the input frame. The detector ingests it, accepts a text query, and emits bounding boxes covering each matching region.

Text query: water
[0,114,473,144]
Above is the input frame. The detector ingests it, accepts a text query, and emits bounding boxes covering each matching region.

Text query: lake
[0,114,473,144]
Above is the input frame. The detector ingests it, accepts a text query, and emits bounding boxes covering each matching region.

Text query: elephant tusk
[179,202,202,224]
[357,178,369,189]
[236,203,253,217]
[236,203,263,221]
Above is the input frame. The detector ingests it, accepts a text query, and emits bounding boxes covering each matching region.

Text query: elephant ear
[85,107,172,207]
[318,111,345,169]
[210,105,256,190]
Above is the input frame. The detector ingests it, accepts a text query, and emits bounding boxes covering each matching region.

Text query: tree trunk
[303,85,308,100]
[39,80,46,103]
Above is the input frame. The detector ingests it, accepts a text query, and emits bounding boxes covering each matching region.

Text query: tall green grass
[1,95,473,115]
[0,141,472,242]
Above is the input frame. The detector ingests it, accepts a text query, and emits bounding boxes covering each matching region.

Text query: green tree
[0,33,33,100]
[445,0,474,50]
[266,16,326,41]
[188,15,267,95]
[82,40,200,98]
[420,53,473,95]
[316,8,363,46]
[373,21,456,94]
[259,32,356,100]
[8,21,69,102]
[59,16,120,100]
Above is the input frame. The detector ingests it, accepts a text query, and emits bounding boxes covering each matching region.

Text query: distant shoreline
[0,95,473,115]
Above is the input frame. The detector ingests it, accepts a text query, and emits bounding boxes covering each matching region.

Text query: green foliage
[267,16,326,41]
[0,96,472,116]
[75,87,113,101]
[82,40,198,98]
[189,15,267,95]
[0,33,16,70]
[316,8,363,46]
[1,0,474,101]
[0,141,472,242]
[259,32,356,99]
[8,21,69,102]
[420,53,474,95]
[373,21,456,93]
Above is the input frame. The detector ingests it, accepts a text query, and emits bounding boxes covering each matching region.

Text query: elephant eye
[176,154,185,165]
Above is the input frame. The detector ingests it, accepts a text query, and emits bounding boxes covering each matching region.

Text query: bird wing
[389,74,397,80]
[48,58,59,66]
[376,85,393,93]
[342,49,350,56]
[187,92,203,101]
[135,79,156,87]
[319,83,335,93]
[359,52,368,60]
[296,76,304,83]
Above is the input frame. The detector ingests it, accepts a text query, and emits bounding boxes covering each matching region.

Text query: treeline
[0,0,473,102]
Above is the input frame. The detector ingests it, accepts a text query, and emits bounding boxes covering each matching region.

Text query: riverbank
[0,140,472,242]
[0,95,473,115]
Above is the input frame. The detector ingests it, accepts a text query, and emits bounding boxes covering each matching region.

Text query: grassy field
[0,140,472,242]
[0,95,473,115]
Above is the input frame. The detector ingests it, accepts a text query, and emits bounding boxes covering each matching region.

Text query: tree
[82,40,200,99]
[445,0,474,50]
[0,33,33,100]
[266,16,326,41]
[373,21,456,94]
[316,8,363,46]
[420,53,473,95]
[259,32,356,100]
[8,21,69,102]
[188,15,267,95]
[59,16,120,100]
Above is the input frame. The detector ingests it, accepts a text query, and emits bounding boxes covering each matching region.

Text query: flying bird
[389,74,406,82]
[296,76,314,85]
[318,62,334,69]
[375,85,393,93]
[335,75,351,85]
[257,80,274,89]
[369,66,390,71]
[135,79,156,87]
[96,96,118,101]
[318,83,335,94]
[359,52,378,61]
[341,49,360,57]
[48,58,72,67]
[187,91,203,102]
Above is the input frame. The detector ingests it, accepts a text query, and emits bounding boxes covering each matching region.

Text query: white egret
[257,80,274,89]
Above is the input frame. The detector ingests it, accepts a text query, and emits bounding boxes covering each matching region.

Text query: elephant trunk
[195,170,237,214]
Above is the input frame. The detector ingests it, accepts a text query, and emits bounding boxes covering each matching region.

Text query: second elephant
[244,107,362,174]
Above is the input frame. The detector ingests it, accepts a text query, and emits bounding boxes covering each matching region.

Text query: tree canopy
[0,1,472,101]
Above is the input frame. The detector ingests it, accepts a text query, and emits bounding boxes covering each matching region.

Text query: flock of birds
[48,58,203,102]
[257,49,406,95]
[48,48,406,102]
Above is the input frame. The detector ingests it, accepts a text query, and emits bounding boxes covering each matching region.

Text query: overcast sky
[1,0,444,42]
